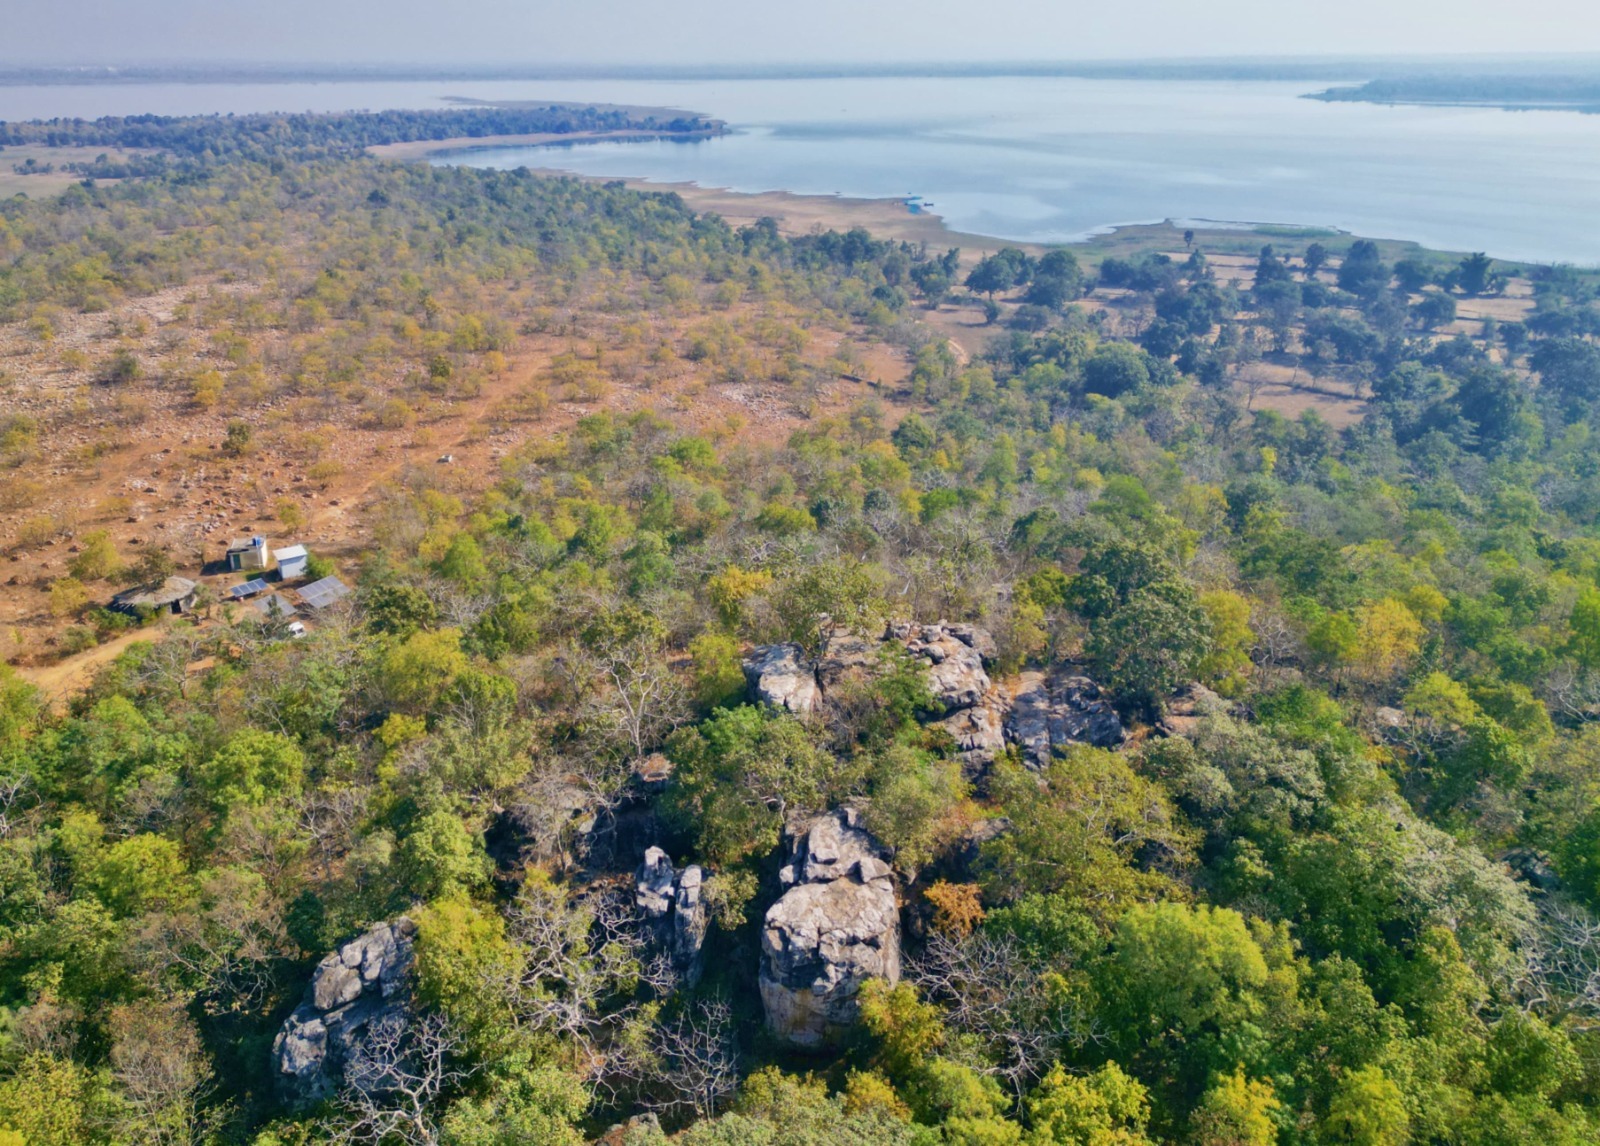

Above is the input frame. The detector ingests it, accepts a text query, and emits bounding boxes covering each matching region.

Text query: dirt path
[16,626,157,709]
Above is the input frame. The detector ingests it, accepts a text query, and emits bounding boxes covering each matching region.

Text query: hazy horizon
[5,0,1600,68]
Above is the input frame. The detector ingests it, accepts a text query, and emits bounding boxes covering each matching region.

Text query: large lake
[4,75,1599,264]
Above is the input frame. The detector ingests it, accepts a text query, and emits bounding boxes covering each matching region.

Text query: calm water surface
[4,76,1598,263]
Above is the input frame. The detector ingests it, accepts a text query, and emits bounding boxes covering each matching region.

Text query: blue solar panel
[229,578,269,599]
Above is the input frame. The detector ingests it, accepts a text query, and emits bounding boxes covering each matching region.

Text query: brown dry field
[0,274,912,692]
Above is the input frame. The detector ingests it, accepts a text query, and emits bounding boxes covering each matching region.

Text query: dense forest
[4,107,1600,1145]
[0,105,719,176]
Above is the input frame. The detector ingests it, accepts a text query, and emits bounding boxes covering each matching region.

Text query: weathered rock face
[933,686,1009,773]
[816,633,881,694]
[743,643,821,714]
[894,622,994,711]
[272,919,417,1104]
[760,809,900,1048]
[1159,682,1229,739]
[636,846,708,986]
[1502,847,1562,893]
[1005,671,1127,767]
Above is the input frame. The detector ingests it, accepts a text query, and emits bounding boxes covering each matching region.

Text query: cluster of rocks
[635,846,709,986]
[744,622,1125,771]
[759,809,900,1048]
[271,918,417,1104]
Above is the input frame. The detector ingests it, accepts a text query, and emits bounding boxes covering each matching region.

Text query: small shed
[228,578,269,601]
[255,593,299,621]
[112,576,198,616]
[273,544,309,581]
[298,575,351,611]
[227,536,270,572]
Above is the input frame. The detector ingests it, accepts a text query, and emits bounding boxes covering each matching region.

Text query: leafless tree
[0,773,31,839]
[327,1012,472,1146]
[126,624,211,703]
[1518,903,1600,1032]
[504,878,658,1057]
[297,785,370,882]
[125,868,292,1012]
[424,576,496,630]
[630,998,740,1122]
[108,1001,219,1146]
[912,931,1095,1104]
[1542,662,1600,724]
[576,641,690,764]
[502,749,637,872]
[1249,601,1307,679]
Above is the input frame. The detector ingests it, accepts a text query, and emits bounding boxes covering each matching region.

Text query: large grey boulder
[636,846,708,985]
[1005,671,1126,767]
[272,919,417,1104]
[743,643,821,714]
[760,810,900,1048]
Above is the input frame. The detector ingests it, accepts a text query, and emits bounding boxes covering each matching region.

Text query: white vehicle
[287,621,307,639]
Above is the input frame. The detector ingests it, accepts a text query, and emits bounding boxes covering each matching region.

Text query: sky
[4,0,1600,67]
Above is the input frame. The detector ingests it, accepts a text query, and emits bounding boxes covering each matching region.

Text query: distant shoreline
[368,125,722,162]
[1309,77,1600,114]
[387,135,1523,269]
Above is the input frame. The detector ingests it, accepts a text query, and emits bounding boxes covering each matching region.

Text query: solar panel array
[298,576,351,610]
[229,578,269,599]
[255,594,299,618]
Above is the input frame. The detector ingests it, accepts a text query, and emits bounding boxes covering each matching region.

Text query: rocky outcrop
[1005,671,1126,767]
[897,622,993,711]
[1502,847,1561,894]
[816,633,880,694]
[272,919,417,1104]
[760,810,900,1048]
[636,846,709,985]
[743,643,821,714]
[1159,683,1229,738]
[746,624,1124,772]
[933,685,1009,772]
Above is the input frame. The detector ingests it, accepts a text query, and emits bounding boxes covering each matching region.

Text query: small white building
[226,535,270,573]
[274,544,309,580]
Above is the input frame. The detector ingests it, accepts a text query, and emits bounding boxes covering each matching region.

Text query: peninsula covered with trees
[0,106,1599,1145]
